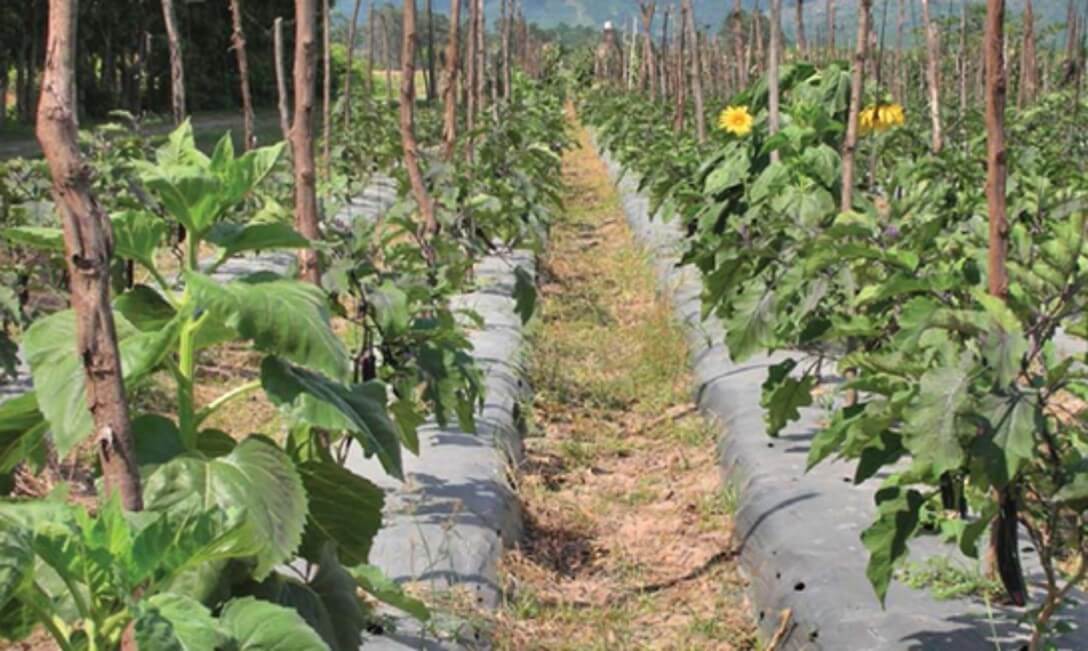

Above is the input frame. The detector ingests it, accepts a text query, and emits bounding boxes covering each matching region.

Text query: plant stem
[29,583,74,651]
[186,231,200,274]
[177,308,208,449]
[195,380,261,427]
[146,266,179,307]
[28,606,72,651]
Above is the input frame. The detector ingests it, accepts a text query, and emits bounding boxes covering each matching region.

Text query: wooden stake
[795,0,807,56]
[37,0,143,511]
[442,0,461,160]
[400,0,437,240]
[768,0,782,160]
[274,17,291,142]
[344,0,365,128]
[920,0,943,153]
[684,0,706,143]
[984,0,1027,608]
[840,0,871,214]
[229,0,255,149]
[292,0,322,285]
[160,0,186,124]
[322,0,332,177]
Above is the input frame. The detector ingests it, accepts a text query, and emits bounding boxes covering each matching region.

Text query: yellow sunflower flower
[859,103,905,135]
[879,103,906,128]
[718,105,754,137]
[859,106,878,135]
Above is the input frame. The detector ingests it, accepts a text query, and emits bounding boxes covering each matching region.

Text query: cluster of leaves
[584,65,1088,638]
[0,64,568,646]
[0,112,166,380]
[321,74,570,437]
[0,124,426,649]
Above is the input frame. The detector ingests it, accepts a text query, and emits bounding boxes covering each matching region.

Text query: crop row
[583,60,1088,643]
[0,68,568,649]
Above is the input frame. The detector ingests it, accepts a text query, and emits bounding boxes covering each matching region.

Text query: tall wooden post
[344,0,364,127]
[161,0,186,124]
[38,0,143,511]
[1018,0,1038,108]
[684,0,706,143]
[840,0,871,214]
[984,0,1028,609]
[274,17,291,142]
[426,0,437,101]
[292,0,322,285]
[673,9,686,133]
[795,0,807,55]
[826,0,836,55]
[401,0,437,237]
[322,0,332,177]
[768,0,782,160]
[442,0,461,160]
[920,0,943,153]
[229,0,255,149]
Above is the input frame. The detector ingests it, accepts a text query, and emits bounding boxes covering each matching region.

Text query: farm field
[1,1,1087,650]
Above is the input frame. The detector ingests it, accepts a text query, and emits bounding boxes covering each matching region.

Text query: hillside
[338,0,1067,38]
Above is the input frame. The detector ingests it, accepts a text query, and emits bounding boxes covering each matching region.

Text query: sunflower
[718,105,754,137]
[859,106,878,135]
[878,103,906,128]
[859,103,905,135]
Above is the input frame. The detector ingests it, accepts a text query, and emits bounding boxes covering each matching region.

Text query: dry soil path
[491,117,757,650]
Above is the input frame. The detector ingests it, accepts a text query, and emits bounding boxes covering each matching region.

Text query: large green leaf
[0,521,34,609]
[298,461,384,566]
[350,564,429,622]
[139,166,224,236]
[761,359,816,436]
[370,282,411,336]
[861,487,924,605]
[129,501,255,590]
[142,437,307,579]
[261,357,402,479]
[901,365,970,475]
[801,143,841,186]
[206,221,310,260]
[986,395,1038,477]
[155,120,210,169]
[222,143,287,205]
[131,414,186,468]
[724,283,776,362]
[23,309,180,456]
[310,544,370,651]
[111,210,168,271]
[220,597,331,651]
[246,575,338,649]
[749,161,789,204]
[115,285,177,332]
[0,393,49,473]
[0,226,65,253]
[187,272,348,380]
[134,592,225,651]
[704,154,750,196]
[514,266,537,325]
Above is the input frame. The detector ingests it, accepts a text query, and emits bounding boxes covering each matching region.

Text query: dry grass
[490,119,757,650]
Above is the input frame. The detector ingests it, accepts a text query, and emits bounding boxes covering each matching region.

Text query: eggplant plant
[584,68,1088,643]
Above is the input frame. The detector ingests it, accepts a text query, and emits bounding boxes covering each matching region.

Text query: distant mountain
[337,1,1068,41]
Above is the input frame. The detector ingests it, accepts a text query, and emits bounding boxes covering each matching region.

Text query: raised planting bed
[355,251,533,649]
